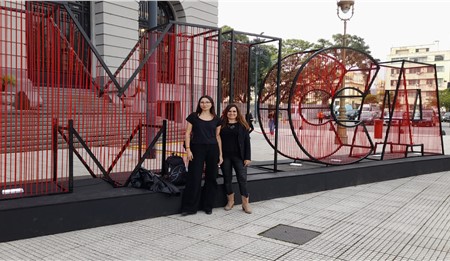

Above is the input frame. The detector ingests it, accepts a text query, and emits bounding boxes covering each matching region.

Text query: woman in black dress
[181,95,222,215]
[220,104,252,214]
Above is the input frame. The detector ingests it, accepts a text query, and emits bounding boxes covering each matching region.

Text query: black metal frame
[378,60,444,160]
[124,120,167,187]
[59,120,168,188]
[220,29,282,171]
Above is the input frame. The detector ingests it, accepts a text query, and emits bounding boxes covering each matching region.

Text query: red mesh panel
[0,2,220,198]
[259,51,316,160]
[377,61,443,159]
[259,47,380,165]
[290,48,378,164]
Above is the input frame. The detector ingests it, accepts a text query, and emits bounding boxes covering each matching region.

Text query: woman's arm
[216,126,223,165]
[185,122,193,161]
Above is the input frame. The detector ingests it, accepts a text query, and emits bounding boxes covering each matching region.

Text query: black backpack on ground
[164,154,187,185]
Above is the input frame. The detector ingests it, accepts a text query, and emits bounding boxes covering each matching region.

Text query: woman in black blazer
[220,104,252,214]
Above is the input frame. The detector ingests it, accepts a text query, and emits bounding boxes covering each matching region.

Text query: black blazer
[228,123,251,161]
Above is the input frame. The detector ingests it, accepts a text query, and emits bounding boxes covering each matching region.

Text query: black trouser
[181,144,219,212]
[221,155,248,197]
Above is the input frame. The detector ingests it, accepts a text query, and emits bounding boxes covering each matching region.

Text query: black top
[220,121,251,161]
[221,123,240,157]
[186,112,221,145]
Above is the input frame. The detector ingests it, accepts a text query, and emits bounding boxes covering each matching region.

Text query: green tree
[332,34,371,55]
[281,34,371,57]
[250,42,274,99]
[439,89,450,111]
[363,93,379,104]
[281,39,314,58]
[313,38,332,49]
[220,25,254,103]
[220,25,249,43]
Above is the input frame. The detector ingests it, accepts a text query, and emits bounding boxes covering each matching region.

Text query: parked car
[346,109,359,120]
[412,109,439,127]
[358,110,380,125]
[383,111,410,126]
[442,112,450,122]
[360,103,381,113]
[334,104,358,120]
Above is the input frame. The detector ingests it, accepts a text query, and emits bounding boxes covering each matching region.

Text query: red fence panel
[0,2,220,199]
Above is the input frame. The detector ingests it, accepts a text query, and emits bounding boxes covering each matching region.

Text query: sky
[218,0,450,61]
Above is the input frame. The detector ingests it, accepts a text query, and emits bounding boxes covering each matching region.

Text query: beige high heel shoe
[224,193,235,211]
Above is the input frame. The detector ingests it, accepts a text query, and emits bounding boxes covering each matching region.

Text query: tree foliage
[282,33,371,57]
[281,39,314,58]
[219,25,373,105]
[332,34,371,55]
[220,25,252,103]
[363,93,379,104]
[249,42,274,95]
[439,89,450,111]
[221,25,249,43]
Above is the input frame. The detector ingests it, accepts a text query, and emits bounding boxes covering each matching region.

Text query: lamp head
[337,0,354,14]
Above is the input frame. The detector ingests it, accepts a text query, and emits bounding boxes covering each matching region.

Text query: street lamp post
[336,0,355,144]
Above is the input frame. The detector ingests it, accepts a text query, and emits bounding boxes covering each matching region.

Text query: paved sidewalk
[1,128,450,260]
[1,170,450,260]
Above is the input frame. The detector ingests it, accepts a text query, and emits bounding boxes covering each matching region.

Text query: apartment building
[384,43,450,109]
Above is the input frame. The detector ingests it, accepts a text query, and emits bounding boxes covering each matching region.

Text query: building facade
[385,43,450,92]
[94,1,218,71]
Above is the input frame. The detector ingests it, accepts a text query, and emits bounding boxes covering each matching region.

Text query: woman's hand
[187,149,194,161]
[218,155,223,166]
[244,160,251,167]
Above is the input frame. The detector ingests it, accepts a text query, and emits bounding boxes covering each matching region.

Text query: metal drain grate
[259,224,321,245]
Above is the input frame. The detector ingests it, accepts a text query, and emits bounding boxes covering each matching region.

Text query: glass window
[139,1,174,28]
[391,80,397,87]
[435,55,444,61]
[139,1,176,84]
[417,57,427,62]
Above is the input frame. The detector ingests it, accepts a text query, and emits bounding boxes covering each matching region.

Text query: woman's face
[227,107,238,121]
[199,98,212,111]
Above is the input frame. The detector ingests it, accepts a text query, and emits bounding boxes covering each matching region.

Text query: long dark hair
[221,104,250,130]
[195,95,216,116]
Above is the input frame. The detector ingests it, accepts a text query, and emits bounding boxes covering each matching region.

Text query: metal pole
[146,1,158,158]
[217,28,222,113]
[161,120,167,173]
[68,120,74,193]
[230,31,235,103]
[254,45,259,123]
[274,39,282,172]
[52,118,58,182]
[336,19,348,144]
